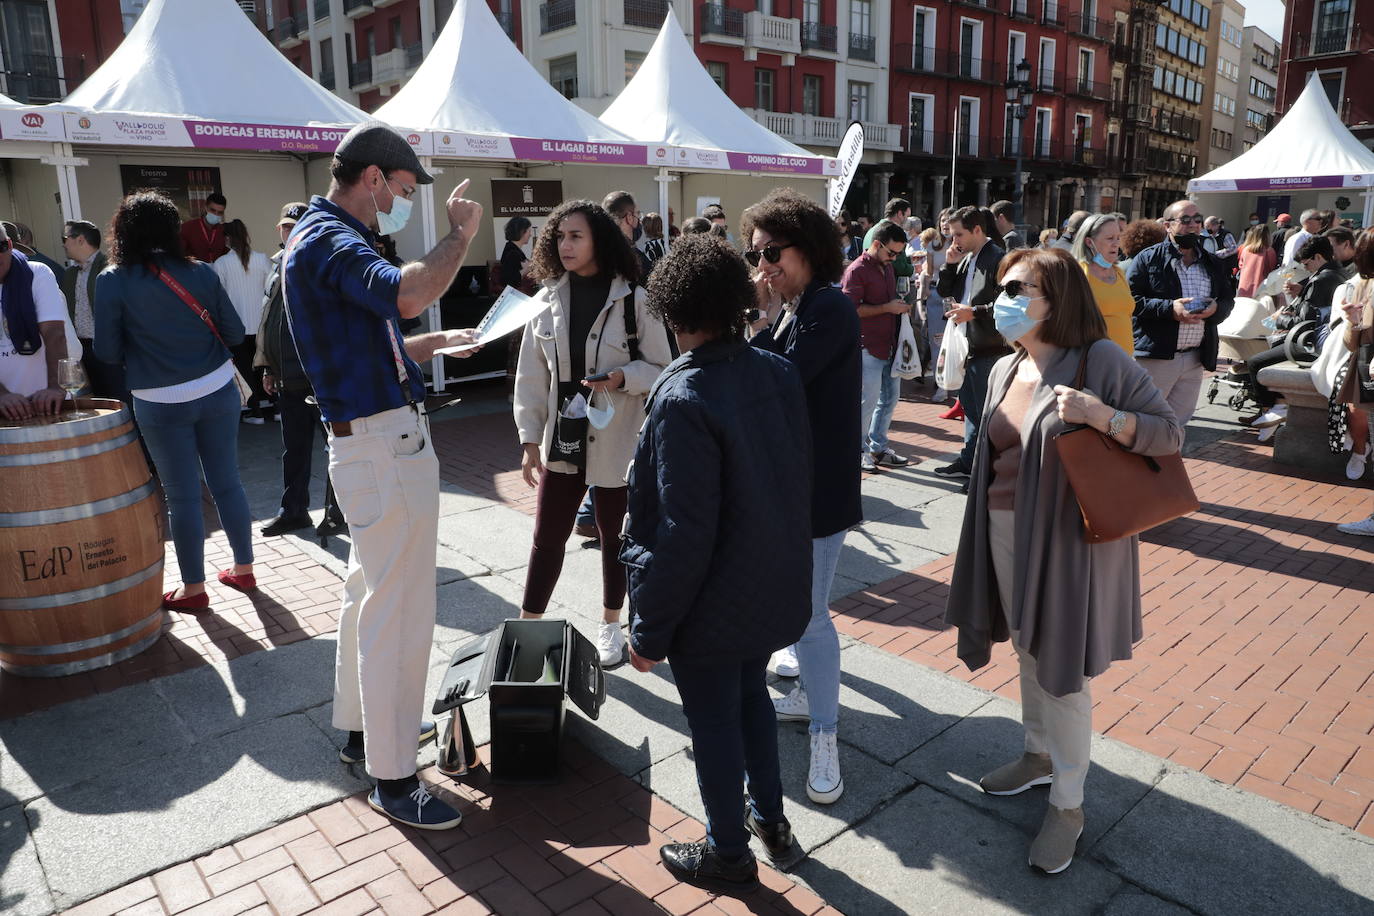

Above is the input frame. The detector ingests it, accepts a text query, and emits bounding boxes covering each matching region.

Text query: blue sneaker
[368,781,463,830]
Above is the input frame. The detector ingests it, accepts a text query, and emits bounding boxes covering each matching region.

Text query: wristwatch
[1106,409,1128,440]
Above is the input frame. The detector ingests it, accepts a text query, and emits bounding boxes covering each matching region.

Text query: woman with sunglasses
[945,247,1182,875]
[746,189,861,806]
[513,199,673,667]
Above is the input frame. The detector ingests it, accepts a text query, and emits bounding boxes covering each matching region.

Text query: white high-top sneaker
[769,645,800,678]
[773,686,810,722]
[807,732,844,804]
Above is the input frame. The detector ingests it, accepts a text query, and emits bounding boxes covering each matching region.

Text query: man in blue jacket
[1127,199,1234,428]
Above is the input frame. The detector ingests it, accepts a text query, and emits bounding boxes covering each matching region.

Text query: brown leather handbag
[1053,348,1199,543]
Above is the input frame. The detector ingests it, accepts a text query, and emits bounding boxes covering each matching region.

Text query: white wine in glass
[58,359,87,419]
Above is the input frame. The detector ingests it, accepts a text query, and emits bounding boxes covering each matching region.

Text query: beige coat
[514,272,673,488]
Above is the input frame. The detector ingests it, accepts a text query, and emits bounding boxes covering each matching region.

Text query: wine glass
[58,359,88,419]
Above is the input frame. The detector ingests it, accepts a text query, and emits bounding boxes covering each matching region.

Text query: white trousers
[328,404,440,780]
[988,509,1092,809]
[1138,349,1204,429]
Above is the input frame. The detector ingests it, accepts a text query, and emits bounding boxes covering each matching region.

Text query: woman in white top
[213,220,272,421]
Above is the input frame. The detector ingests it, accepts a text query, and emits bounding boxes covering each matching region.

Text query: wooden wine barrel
[0,399,166,677]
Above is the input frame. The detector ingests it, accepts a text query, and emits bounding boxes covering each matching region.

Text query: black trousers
[231,337,271,413]
[1248,344,1290,409]
[277,386,338,518]
[78,337,129,402]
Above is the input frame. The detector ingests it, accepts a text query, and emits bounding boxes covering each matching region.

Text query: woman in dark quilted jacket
[621,235,813,897]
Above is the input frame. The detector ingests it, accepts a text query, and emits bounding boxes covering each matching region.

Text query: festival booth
[1189,75,1374,230]
[0,92,87,253]
[44,0,367,263]
[596,16,838,237]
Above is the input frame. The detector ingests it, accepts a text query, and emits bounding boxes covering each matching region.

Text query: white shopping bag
[935,320,968,390]
[891,313,924,380]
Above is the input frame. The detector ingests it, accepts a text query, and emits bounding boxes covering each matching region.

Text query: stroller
[1207,295,1273,413]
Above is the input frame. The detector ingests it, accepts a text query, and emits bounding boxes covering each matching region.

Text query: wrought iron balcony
[540,0,576,33]
[1069,76,1108,99]
[801,21,837,52]
[318,67,335,90]
[848,32,875,61]
[274,16,299,45]
[1291,27,1361,57]
[404,42,422,69]
[1069,12,1111,41]
[906,129,953,157]
[624,0,671,29]
[1041,7,1064,27]
[700,3,745,39]
[1036,69,1062,93]
[343,0,374,17]
[0,53,84,104]
[348,58,371,88]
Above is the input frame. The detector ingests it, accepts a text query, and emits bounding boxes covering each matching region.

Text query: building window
[707,61,727,91]
[755,68,775,111]
[958,97,979,155]
[849,81,871,121]
[365,28,376,58]
[1248,77,1275,102]
[1245,108,1267,129]
[803,0,819,22]
[1004,103,1022,156]
[913,8,933,54]
[625,51,645,84]
[121,0,150,32]
[909,93,932,151]
[1034,107,1051,157]
[1038,37,1055,89]
[1007,31,1026,80]
[1316,0,1352,41]
[389,16,402,50]
[1319,70,1343,112]
[960,19,983,79]
[549,54,578,99]
[849,0,871,36]
[802,74,822,115]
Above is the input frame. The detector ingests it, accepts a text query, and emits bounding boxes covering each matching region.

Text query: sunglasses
[744,242,795,267]
[998,279,1038,297]
[1170,215,1203,225]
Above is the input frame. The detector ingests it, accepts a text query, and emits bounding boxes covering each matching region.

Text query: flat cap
[334,120,433,184]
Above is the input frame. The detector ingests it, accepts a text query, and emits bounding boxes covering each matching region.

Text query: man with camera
[1127,199,1234,429]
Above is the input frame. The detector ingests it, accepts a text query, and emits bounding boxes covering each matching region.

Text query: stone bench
[1255,360,1346,475]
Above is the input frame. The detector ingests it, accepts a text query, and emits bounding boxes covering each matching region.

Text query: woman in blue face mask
[1070,214,1134,355]
[944,247,1183,876]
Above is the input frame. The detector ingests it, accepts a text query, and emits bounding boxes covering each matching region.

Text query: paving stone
[564,663,691,779]
[29,715,367,909]
[0,685,191,800]
[1101,887,1195,916]
[829,640,992,765]
[895,695,1169,847]
[436,546,492,586]
[438,505,538,573]
[856,493,970,557]
[834,531,945,592]
[1093,767,1374,915]
[433,575,527,649]
[0,804,54,916]
[793,785,1123,915]
[439,481,498,517]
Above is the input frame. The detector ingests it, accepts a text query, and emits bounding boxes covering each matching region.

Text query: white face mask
[586,389,615,430]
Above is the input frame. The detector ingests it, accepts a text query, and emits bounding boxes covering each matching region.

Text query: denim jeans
[670,655,784,859]
[957,353,1002,471]
[575,487,595,529]
[134,381,253,585]
[860,350,899,455]
[796,530,845,734]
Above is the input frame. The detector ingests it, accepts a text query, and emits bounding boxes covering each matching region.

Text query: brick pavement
[63,743,837,916]
[843,398,1374,838]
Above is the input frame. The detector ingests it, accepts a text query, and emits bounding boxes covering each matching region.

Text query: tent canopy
[599,15,812,160]
[0,93,18,108]
[62,0,366,126]
[1189,74,1374,193]
[374,0,628,143]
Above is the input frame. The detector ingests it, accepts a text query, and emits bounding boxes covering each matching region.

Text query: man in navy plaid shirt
[284,121,482,831]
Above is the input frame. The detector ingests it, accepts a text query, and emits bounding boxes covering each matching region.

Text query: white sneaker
[774,686,810,722]
[1252,405,1288,428]
[933,387,949,402]
[596,623,627,669]
[807,732,844,804]
[769,645,800,678]
[1337,515,1374,537]
[1256,424,1279,443]
[1346,445,1371,481]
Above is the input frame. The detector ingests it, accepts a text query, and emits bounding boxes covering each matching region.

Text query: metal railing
[1069,77,1108,98]
[1152,108,1199,141]
[1041,7,1064,27]
[1036,69,1062,92]
[906,129,953,157]
[1007,0,1033,19]
[700,3,745,38]
[495,8,514,37]
[892,44,949,74]
[1109,100,1150,122]
[343,0,373,13]
[540,0,576,32]
[1069,12,1111,40]
[1291,26,1361,57]
[348,58,371,87]
[404,42,422,69]
[848,32,875,60]
[274,16,298,43]
[0,53,84,104]
[624,0,671,28]
[319,67,335,90]
[800,21,837,51]
[1145,144,1197,175]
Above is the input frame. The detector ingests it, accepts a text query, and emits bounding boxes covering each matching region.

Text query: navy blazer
[752,279,862,539]
[1127,240,1235,371]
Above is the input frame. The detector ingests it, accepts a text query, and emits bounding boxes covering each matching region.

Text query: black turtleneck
[567,271,611,382]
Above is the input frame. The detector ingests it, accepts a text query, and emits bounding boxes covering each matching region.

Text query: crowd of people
[3,115,1373,896]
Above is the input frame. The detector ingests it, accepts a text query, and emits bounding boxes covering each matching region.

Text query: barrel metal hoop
[0,608,166,655]
[0,407,128,443]
[0,480,158,528]
[0,429,139,467]
[0,625,165,677]
[0,557,164,611]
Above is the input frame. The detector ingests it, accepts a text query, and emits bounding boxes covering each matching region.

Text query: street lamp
[1004,58,1033,227]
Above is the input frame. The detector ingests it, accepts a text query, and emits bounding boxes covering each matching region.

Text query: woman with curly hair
[95,190,255,611]
[745,188,861,806]
[622,234,812,894]
[1117,218,1167,276]
[513,199,673,666]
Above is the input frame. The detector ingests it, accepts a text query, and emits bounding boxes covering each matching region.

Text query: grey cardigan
[945,339,1184,697]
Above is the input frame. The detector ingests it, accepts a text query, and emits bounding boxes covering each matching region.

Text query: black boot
[659,842,759,896]
[744,805,797,865]
[261,513,312,536]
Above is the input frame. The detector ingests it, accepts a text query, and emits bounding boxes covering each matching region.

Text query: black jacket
[937,241,1011,358]
[253,251,311,391]
[1279,260,1345,330]
[751,279,862,539]
[622,338,813,663]
[1126,240,1236,371]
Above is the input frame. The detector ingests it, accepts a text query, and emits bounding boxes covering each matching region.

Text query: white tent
[0,93,18,108]
[1189,74,1374,225]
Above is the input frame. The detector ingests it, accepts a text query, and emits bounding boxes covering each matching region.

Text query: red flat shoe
[217,570,257,592]
[163,590,210,612]
[940,399,965,421]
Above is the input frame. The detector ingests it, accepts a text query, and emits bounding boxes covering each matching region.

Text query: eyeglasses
[1170,215,1203,225]
[886,245,906,257]
[744,242,795,267]
[387,177,417,200]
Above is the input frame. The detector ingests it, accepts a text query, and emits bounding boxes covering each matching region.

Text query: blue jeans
[134,381,254,585]
[860,350,899,454]
[670,655,784,859]
[796,530,845,734]
[575,488,595,528]
[957,353,1002,471]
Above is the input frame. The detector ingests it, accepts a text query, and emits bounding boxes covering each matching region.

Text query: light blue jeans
[134,380,254,585]
[860,350,899,455]
[795,530,846,734]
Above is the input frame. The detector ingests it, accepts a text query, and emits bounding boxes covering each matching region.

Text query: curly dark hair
[1119,219,1167,258]
[108,190,188,267]
[529,199,640,283]
[646,234,752,339]
[739,188,844,284]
